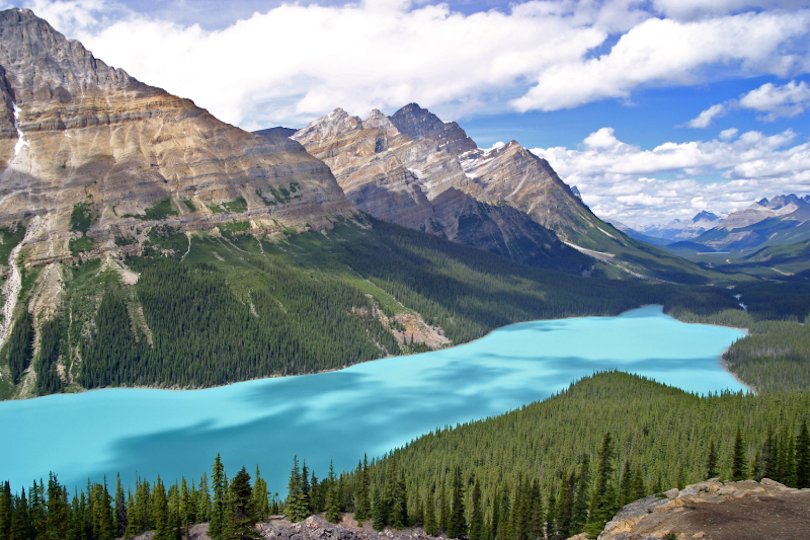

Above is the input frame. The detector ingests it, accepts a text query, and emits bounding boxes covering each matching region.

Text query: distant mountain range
[625,194,810,254]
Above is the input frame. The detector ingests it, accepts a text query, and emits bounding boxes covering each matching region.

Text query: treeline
[11,219,742,396]
[2,421,807,540]
[0,456,277,540]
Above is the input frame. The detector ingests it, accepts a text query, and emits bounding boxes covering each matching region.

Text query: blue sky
[8,0,810,226]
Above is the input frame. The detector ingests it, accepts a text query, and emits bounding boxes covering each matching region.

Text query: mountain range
[632,195,810,253]
[0,8,737,400]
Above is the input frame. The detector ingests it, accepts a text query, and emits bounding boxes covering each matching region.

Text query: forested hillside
[333,372,810,538]
[0,218,739,398]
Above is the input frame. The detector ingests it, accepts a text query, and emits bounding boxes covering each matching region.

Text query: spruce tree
[231,467,261,540]
[285,457,309,523]
[571,454,591,534]
[762,429,777,480]
[151,478,172,540]
[544,489,555,540]
[731,428,748,481]
[371,485,386,531]
[447,468,466,539]
[423,491,437,536]
[0,482,12,540]
[528,479,544,540]
[706,441,719,479]
[115,474,127,538]
[10,489,31,540]
[585,432,618,536]
[468,480,483,540]
[325,462,341,524]
[796,420,810,488]
[354,456,371,523]
[211,454,226,539]
[252,467,270,522]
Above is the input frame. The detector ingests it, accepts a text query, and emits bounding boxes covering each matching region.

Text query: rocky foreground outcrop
[597,478,810,540]
[160,515,440,540]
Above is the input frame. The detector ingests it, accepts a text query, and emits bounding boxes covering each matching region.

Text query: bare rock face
[0,8,352,265]
[151,515,444,540]
[597,478,810,540]
[291,105,592,272]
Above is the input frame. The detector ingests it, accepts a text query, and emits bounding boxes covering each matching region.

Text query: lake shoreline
[0,303,751,403]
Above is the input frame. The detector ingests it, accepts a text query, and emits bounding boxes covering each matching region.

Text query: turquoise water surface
[1,306,745,494]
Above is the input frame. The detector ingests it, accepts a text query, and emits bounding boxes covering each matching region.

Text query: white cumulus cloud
[531,128,810,227]
[511,10,810,112]
[687,103,728,128]
[18,0,810,128]
[739,80,810,120]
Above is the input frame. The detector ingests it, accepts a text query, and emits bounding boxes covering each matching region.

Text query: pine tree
[221,484,238,540]
[571,454,591,534]
[528,479,544,540]
[371,485,386,531]
[423,491,438,536]
[252,467,270,522]
[468,480,483,540]
[325,462,341,524]
[762,429,777,480]
[706,441,719,479]
[447,468,466,539]
[231,467,261,540]
[198,474,212,522]
[211,454,227,539]
[46,473,70,539]
[354,456,371,523]
[0,482,12,540]
[438,483,449,534]
[731,428,748,481]
[495,488,510,540]
[285,457,309,523]
[10,489,31,540]
[585,432,618,536]
[151,478,172,540]
[115,474,127,538]
[544,489,555,540]
[796,420,810,488]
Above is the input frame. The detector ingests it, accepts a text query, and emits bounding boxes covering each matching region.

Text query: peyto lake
[1,306,745,494]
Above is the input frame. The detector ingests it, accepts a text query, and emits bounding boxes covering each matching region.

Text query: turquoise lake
[1,306,746,494]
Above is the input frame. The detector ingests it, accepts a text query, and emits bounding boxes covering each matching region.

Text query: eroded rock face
[0,8,352,265]
[290,105,592,272]
[597,478,810,540]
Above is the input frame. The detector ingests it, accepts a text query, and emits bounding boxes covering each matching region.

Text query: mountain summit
[290,104,592,272]
[0,8,350,264]
[290,104,698,279]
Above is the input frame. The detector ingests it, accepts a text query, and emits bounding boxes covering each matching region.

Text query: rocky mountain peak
[389,103,476,153]
[0,8,351,265]
[692,210,720,223]
[0,8,138,101]
[362,108,395,131]
[390,103,445,138]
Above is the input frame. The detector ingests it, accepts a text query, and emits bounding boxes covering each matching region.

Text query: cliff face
[0,8,352,264]
[291,106,591,272]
